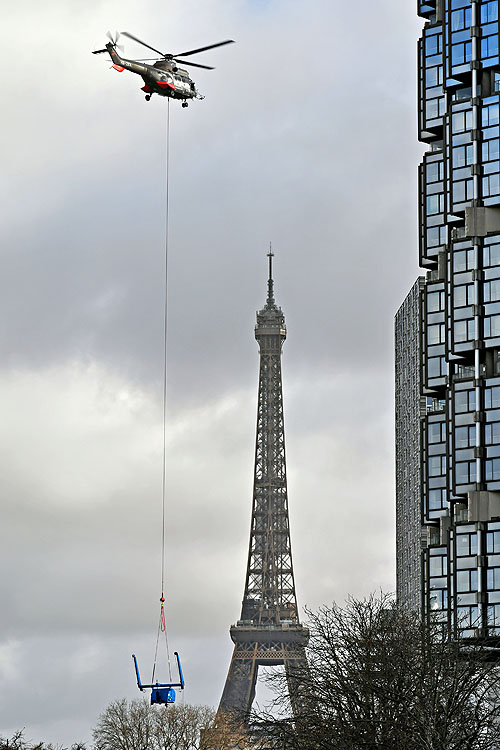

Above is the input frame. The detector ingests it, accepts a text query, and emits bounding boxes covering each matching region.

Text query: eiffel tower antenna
[267,242,274,306]
[216,251,309,722]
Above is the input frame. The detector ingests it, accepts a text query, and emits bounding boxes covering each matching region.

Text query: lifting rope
[152,97,172,685]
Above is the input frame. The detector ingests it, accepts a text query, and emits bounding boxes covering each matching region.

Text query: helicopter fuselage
[106,43,199,101]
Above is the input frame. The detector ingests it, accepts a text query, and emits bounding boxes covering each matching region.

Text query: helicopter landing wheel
[182,101,188,108]
[145,94,151,101]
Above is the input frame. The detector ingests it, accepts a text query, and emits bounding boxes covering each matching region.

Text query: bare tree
[0,732,87,750]
[252,593,500,750]
[92,699,215,750]
[199,711,250,750]
[0,731,26,750]
[153,704,214,750]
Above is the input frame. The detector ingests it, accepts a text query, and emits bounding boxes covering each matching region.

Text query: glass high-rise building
[396,0,500,636]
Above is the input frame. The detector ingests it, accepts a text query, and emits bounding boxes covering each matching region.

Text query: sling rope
[152,97,173,685]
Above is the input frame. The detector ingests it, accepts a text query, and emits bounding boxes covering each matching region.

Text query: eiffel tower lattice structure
[217,252,309,721]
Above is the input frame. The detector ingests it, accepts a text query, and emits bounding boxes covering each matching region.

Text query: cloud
[1,0,422,744]
[0,358,394,743]
[1,0,422,397]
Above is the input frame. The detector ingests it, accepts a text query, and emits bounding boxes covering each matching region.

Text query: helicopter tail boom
[105,43,150,77]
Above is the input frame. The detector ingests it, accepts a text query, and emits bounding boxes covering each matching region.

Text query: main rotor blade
[132,57,214,68]
[175,59,214,70]
[173,39,234,57]
[121,31,166,57]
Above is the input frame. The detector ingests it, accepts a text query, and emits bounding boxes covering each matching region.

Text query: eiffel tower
[217,251,309,721]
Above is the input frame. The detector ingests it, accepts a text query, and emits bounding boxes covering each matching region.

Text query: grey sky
[1,0,423,745]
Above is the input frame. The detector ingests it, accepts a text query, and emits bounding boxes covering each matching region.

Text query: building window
[457,605,480,628]
[485,386,500,409]
[429,555,447,577]
[453,144,473,167]
[452,109,473,134]
[455,389,476,413]
[456,531,478,557]
[486,422,500,444]
[453,179,474,203]
[487,529,500,553]
[426,98,446,120]
[452,7,472,29]
[484,242,500,267]
[482,139,500,162]
[426,66,443,88]
[429,455,447,477]
[454,319,475,343]
[483,102,500,127]
[426,33,442,57]
[484,279,500,302]
[455,461,477,485]
[428,323,445,344]
[454,248,476,272]
[427,194,445,215]
[455,425,475,448]
[426,161,444,183]
[429,488,447,511]
[428,290,445,311]
[488,603,500,626]
[486,458,500,481]
[430,589,448,610]
[483,173,500,198]
[454,284,475,307]
[451,42,473,67]
[429,422,446,444]
[481,1,499,24]
[427,397,446,413]
[427,226,446,248]
[453,85,474,102]
[457,569,478,592]
[428,356,446,378]
[482,35,499,60]
[455,363,475,379]
[484,315,500,338]
[487,568,500,589]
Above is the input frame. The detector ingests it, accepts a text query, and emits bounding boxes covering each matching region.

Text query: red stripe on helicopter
[141,85,152,92]
[112,64,125,72]
[157,81,176,89]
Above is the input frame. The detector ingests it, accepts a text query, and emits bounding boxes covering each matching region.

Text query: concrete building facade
[396,278,426,612]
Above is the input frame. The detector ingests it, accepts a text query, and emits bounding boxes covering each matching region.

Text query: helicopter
[92,31,234,105]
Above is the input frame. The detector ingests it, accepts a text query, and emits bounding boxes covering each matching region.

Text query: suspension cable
[152,97,172,684]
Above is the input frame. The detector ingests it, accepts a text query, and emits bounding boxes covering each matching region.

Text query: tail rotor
[106,31,124,51]
[92,31,124,56]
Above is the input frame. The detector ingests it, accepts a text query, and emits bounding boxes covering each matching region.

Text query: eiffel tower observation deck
[217,251,309,721]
